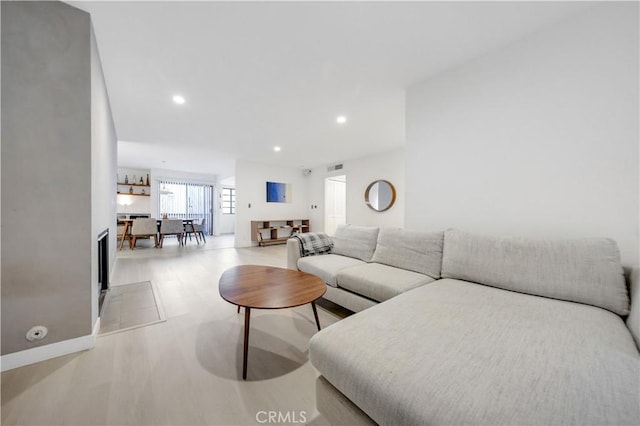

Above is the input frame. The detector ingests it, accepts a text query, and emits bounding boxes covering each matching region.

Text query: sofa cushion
[310,279,640,425]
[331,225,379,262]
[336,263,435,302]
[441,229,629,315]
[298,254,365,287]
[371,228,443,278]
[626,267,640,349]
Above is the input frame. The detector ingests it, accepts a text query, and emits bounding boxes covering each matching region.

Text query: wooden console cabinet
[251,219,310,246]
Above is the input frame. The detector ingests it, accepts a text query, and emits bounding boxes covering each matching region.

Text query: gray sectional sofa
[286,225,640,425]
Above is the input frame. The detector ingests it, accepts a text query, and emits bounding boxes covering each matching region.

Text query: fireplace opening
[98,229,109,313]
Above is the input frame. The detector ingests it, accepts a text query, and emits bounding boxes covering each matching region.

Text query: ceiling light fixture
[274,146,281,152]
[336,115,347,124]
[172,95,186,105]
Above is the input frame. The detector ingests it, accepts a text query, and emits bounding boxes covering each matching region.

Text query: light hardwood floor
[2,239,346,425]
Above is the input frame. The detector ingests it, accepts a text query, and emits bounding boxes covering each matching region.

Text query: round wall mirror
[365,180,396,212]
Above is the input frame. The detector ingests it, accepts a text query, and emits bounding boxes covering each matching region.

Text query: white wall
[345,149,405,228]
[218,192,236,234]
[219,211,236,234]
[117,167,151,214]
[235,160,310,246]
[406,3,639,264]
[306,148,405,232]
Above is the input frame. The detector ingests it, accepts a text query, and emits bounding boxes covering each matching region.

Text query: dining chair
[130,218,158,249]
[193,218,206,243]
[117,220,132,250]
[183,220,200,245]
[159,219,184,247]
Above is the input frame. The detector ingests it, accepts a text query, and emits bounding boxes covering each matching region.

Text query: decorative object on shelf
[133,175,137,183]
[365,180,396,212]
[116,178,150,197]
[146,174,150,186]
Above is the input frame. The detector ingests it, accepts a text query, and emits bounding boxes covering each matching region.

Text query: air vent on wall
[327,163,344,172]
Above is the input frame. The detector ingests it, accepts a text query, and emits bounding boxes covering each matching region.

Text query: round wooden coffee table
[219,265,326,380]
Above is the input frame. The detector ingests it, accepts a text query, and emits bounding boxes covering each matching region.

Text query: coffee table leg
[311,301,321,331]
[242,307,251,380]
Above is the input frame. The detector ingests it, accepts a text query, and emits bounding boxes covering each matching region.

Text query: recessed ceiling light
[274,146,281,152]
[172,95,186,105]
[336,115,347,124]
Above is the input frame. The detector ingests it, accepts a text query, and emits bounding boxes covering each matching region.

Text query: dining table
[118,218,197,250]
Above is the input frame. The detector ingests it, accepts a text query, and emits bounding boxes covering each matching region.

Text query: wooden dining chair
[159,219,184,247]
[117,220,132,250]
[130,218,158,249]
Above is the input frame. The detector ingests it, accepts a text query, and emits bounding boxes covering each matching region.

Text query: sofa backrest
[372,228,444,279]
[332,225,379,262]
[441,229,629,316]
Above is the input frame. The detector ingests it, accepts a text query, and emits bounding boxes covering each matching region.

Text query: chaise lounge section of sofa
[290,227,640,425]
[287,225,444,312]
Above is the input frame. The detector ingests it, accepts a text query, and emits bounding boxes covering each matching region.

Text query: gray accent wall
[90,24,118,327]
[1,1,116,356]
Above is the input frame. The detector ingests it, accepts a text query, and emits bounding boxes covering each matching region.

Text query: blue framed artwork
[266,181,291,203]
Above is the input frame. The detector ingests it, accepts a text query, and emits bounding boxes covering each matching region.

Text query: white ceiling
[71,1,592,179]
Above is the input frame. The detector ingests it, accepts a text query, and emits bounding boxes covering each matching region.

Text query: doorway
[325,175,346,236]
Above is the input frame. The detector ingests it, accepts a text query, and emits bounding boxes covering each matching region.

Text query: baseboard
[93,316,102,336]
[1,332,96,372]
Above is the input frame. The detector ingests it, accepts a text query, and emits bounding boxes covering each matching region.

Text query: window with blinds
[159,180,214,235]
